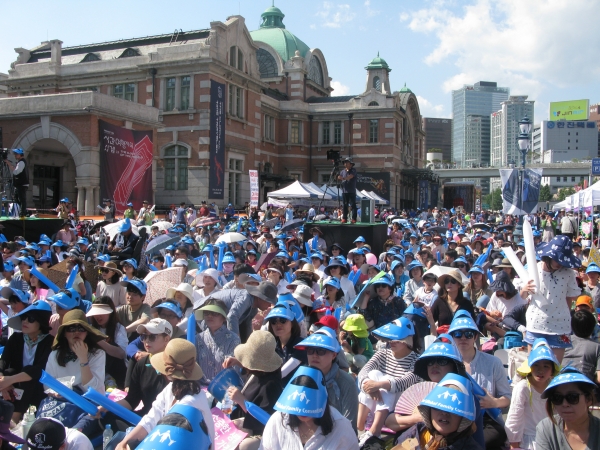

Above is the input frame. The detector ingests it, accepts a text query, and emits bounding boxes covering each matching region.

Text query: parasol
[103,220,139,240]
[279,218,305,233]
[145,234,181,254]
[215,232,247,244]
[191,216,221,228]
[143,267,185,305]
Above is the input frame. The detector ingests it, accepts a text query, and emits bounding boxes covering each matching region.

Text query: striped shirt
[195,324,240,386]
[358,349,420,393]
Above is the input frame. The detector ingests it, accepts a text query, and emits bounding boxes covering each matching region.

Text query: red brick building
[0,6,431,214]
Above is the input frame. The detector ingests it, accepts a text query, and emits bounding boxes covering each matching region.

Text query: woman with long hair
[431,269,475,327]
[463,265,492,308]
[86,297,128,388]
[28,268,55,302]
[357,274,406,332]
[321,277,346,311]
[95,262,126,307]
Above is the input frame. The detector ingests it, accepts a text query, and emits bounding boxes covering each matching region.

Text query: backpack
[503,331,524,350]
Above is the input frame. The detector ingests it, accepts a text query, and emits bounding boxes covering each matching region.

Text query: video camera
[326,149,341,167]
[0,149,8,161]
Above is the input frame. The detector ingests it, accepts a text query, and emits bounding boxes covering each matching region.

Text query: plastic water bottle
[102,424,113,449]
[221,392,233,415]
[21,405,36,450]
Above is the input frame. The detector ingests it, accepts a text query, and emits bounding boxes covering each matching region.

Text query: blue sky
[2,0,599,123]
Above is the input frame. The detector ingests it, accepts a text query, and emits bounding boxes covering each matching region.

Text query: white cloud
[364,0,380,17]
[403,0,600,98]
[331,80,351,95]
[417,95,448,118]
[316,2,355,28]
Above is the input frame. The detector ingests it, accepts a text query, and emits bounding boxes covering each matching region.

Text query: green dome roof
[399,83,413,93]
[365,53,391,72]
[250,5,310,62]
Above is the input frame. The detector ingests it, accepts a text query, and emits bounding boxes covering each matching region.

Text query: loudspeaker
[304,222,388,255]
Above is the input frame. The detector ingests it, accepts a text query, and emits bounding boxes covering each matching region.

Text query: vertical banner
[500,169,520,215]
[209,80,226,199]
[99,120,153,214]
[500,168,543,215]
[249,170,259,207]
[430,183,439,209]
[419,180,429,210]
[522,168,543,214]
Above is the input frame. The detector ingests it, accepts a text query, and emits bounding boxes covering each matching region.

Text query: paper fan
[394,381,437,415]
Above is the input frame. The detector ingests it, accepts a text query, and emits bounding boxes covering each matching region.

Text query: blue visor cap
[121,258,138,269]
[96,254,111,262]
[274,366,328,418]
[418,373,476,426]
[264,301,296,323]
[372,317,415,341]
[17,256,35,268]
[278,292,304,322]
[76,238,89,246]
[541,366,597,399]
[322,276,341,290]
[2,261,15,272]
[222,252,236,263]
[48,289,80,310]
[156,301,183,318]
[274,251,289,260]
[120,279,147,295]
[371,273,394,287]
[295,326,341,353]
[353,236,366,243]
[51,240,65,248]
[586,263,600,274]
[310,252,324,261]
[414,334,463,380]
[468,265,484,275]
[448,310,482,336]
[527,338,560,374]
[1,287,30,304]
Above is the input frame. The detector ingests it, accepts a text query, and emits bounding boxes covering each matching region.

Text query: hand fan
[394,381,437,415]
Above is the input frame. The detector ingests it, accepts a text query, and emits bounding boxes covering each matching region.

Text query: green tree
[538,184,552,202]
[557,187,576,201]
[484,187,503,211]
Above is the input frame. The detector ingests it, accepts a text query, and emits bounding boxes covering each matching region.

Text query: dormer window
[80,53,100,63]
[229,46,244,71]
[373,76,381,92]
[119,48,140,58]
[368,101,379,106]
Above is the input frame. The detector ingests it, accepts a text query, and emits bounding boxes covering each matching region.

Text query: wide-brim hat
[488,271,517,296]
[536,235,581,268]
[53,309,107,349]
[541,366,597,399]
[166,283,194,303]
[372,317,415,341]
[342,157,355,166]
[323,259,349,276]
[246,281,278,304]
[295,327,340,353]
[342,313,369,338]
[94,261,123,276]
[295,263,320,282]
[234,330,282,372]
[151,339,203,381]
[274,366,327,418]
[448,310,482,336]
[195,304,227,321]
[310,227,324,237]
[517,338,560,378]
[496,258,513,268]
[437,268,467,288]
[414,334,465,380]
[7,300,52,331]
[292,284,314,307]
[0,400,25,444]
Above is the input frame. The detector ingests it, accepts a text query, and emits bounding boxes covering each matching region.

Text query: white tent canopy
[267,180,332,200]
[360,190,389,205]
[552,180,600,211]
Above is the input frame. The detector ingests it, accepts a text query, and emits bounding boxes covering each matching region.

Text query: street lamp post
[513,116,532,238]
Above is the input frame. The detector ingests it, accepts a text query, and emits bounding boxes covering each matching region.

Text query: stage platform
[0,217,65,242]
[303,221,388,255]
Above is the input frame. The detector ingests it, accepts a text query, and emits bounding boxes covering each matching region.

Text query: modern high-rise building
[490,95,535,167]
[452,81,509,167]
[590,103,600,156]
[422,117,452,163]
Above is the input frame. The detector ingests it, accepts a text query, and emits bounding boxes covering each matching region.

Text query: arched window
[373,76,381,92]
[368,101,379,106]
[119,48,140,58]
[163,145,189,190]
[229,46,244,71]
[256,48,278,78]
[308,56,324,87]
[80,53,100,63]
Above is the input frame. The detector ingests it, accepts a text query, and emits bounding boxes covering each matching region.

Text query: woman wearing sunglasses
[0,301,53,422]
[451,256,471,277]
[431,269,475,328]
[448,311,511,450]
[94,261,126,307]
[536,366,599,450]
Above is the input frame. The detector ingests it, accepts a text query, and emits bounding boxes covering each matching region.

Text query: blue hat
[121,258,138,269]
[181,237,195,245]
[322,276,341,290]
[312,296,331,313]
[48,288,81,310]
[126,202,133,207]
[410,233,418,239]
[468,265,484,275]
[414,334,464,380]
[51,240,65,248]
[36,255,52,264]
[247,249,257,256]
[352,247,368,255]
[389,260,404,274]
[169,226,185,233]
[7,300,52,331]
[354,236,366,243]
[418,373,476,432]
[274,366,328,418]
[446,231,453,238]
[96,254,111,263]
[15,240,27,246]
[532,230,541,237]
[37,239,51,246]
[17,256,35,268]
[60,197,69,203]
[2,261,14,272]
[264,301,296,322]
[295,326,341,353]
[517,240,525,247]
[0,287,30,304]
[222,252,236,264]
[454,256,468,265]
[26,243,40,252]
[117,218,132,233]
[274,251,289,260]
[310,252,324,261]
[156,301,183,318]
[136,403,211,450]
[372,317,415,341]
[519,338,560,376]
[422,231,431,237]
[76,237,89,246]
[536,235,581,269]
[166,244,177,252]
[12,148,24,155]
[371,273,394,287]
[457,227,466,234]
[202,244,214,253]
[406,261,424,277]
[448,310,481,336]
[120,279,148,295]
[403,303,427,318]
[586,263,600,274]
[278,292,305,322]
[542,366,597,399]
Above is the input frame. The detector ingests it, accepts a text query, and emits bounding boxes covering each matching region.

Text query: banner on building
[99,120,153,214]
[355,172,390,201]
[500,168,543,215]
[249,170,259,207]
[209,80,226,199]
[419,180,429,210]
[430,183,439,208]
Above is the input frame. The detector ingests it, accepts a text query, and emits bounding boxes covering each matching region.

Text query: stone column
[76,186,85,215]
[84,186,94,216]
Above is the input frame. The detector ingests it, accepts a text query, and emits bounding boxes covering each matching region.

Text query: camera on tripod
[327,148,341,169]
[0,149,8,161]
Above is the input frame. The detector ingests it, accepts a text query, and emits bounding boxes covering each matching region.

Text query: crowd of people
[0,200,598,450]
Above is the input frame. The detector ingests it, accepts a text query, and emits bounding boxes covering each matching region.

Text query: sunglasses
[100,268,113,274]
[269,318,289,325]
[549,392,585,406]
[455,264,466,269]
[65,325,87,333]
[451,330,476,339]
[140,333,164,342]
[426,357,451,367]
[306,348,329,356]
[20,314,38,324]
[444,278,459,285]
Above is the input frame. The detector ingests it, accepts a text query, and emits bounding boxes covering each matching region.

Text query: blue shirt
[195,324,240,386]
[340,167,357,194]
[176,207,186,224]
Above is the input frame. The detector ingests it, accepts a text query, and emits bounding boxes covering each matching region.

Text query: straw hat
[496,258,513,268]
[151,339,203,381]
[233,330,282,372]
[93,261,122,276]
[53,310,108,348]
[295,263,320,282]
[437,268,467,288]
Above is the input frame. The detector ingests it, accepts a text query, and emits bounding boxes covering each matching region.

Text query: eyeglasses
[65,325,87,333]
[123,264,133,269]
[549,392,585,406]
[269,318,288,325]
[306,348,328,356]
[451,330,476,339]
[496,292,506,298]
[158,312,179,321]
[100,268,112,274]
[445,278,459,285]
[455,264,466,269]
[140,333,165,342]
[426,358,451,367]
[202,311,222,318]
[20,314,38,323]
